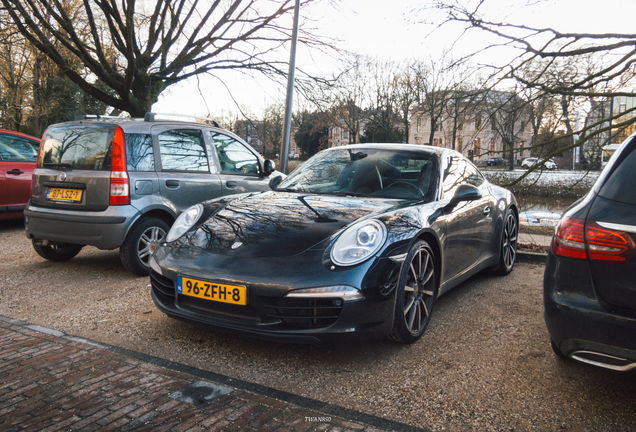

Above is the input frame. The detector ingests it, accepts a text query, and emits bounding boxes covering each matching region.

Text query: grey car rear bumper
[24,204,138,250]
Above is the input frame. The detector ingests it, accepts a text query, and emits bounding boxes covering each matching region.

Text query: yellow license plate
[177,276,247,306]
[47,188,83,202]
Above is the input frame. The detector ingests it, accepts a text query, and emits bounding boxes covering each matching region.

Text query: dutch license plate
[177,276,247,306]
[47,188,83,202]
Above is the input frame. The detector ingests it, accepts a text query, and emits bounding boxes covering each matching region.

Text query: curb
[517,250,548,263]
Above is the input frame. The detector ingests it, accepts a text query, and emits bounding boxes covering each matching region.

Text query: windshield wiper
[297,196,338,223]
[329,191,368,197]
[275,187,299,192]
[43,162,72,169]
[275,187,312,193]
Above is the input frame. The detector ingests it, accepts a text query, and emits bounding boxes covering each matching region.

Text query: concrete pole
[280,0,300,174]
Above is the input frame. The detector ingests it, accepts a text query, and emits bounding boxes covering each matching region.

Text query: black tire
[388,240,438,343]
[32,241,83,262]
[492,209,518,275]
[551,339,567,360]
[120,217,169,276]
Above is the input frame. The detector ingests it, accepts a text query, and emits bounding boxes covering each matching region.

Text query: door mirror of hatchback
[263,159,276,175]
[445,184,482,212]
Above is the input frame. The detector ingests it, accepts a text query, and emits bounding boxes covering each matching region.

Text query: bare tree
[393,64,421,143]
[411,54,476,149]
[423,0,636,165]
[260,102,285,158]
[485,89,532,170]
[330,55,372,144]
[0,13,31,131]
[1,0,331,117]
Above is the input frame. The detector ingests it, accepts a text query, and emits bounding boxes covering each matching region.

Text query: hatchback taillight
[110,126,129,206]
[552,217,636,262]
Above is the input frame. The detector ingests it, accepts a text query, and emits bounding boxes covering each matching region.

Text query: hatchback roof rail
[144,112,221,128]
[75,114,124,120]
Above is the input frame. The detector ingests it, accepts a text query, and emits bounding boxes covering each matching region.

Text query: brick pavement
[0,316,427,432]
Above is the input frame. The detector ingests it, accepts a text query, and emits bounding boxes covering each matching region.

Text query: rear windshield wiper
[43,162,72,169]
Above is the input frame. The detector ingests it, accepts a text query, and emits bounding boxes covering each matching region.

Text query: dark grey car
[24,114,279,275]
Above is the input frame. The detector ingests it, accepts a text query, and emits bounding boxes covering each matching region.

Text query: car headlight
[330,219,387,266]
[166,204,204,242]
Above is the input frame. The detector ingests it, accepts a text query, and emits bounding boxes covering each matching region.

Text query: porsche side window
[158,129,209,172]
[441,157,482,199]
[210,133,259,175]
[463,162,484,187]
[441,157,463,200]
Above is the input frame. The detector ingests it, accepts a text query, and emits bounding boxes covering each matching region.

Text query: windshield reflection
[277,148,438,201]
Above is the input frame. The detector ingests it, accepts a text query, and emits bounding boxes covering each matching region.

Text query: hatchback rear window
[40,125,115,170]
[598,138,636,205]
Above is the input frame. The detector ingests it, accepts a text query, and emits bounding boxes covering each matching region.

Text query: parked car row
[12,119,520,343]
[484,157,558,170]
[9,110,633,364]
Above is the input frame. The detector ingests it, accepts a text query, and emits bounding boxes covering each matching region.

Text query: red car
[0,129,41,221]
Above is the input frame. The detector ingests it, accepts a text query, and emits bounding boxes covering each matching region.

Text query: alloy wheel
[402,245,436,335]
[137,226,167,266]
[502,212,518,269]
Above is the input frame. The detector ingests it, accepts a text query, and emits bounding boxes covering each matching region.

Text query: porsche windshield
[277,148,438,200]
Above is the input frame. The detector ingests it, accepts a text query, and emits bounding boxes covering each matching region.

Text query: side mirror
[269,175,283,190]
[262,159,276,176]
[445,184,481,212]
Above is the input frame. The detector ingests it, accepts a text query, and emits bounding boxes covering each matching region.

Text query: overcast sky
[152,0,634,120]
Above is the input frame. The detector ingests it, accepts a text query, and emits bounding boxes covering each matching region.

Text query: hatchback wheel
[120,217,169,276]
[388,240,438,343]
[492,209,518,275]
[32,241,83,262]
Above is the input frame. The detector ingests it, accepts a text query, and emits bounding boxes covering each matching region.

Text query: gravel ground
[2,219,635,431]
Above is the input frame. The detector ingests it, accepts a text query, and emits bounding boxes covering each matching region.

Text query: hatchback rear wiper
[43,162,72,169]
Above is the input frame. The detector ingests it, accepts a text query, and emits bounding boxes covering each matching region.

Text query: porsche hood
[180,192,396,258]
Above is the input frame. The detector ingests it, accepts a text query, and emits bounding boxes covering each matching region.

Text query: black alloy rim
[503,213,517,268]
[403,246,435,334]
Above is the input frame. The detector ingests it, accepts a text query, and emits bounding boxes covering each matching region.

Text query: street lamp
[280,0,300,174]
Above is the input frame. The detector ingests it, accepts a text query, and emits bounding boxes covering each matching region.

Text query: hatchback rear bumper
[544,253,636,370]
[24,203,137,250]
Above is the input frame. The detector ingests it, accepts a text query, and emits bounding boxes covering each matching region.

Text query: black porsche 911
[149,144,518,343]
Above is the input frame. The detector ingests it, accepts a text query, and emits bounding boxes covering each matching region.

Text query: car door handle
[483,207,491,216]
[226,181,238,189]
[7,169,24,175]
[165,180,180,188]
